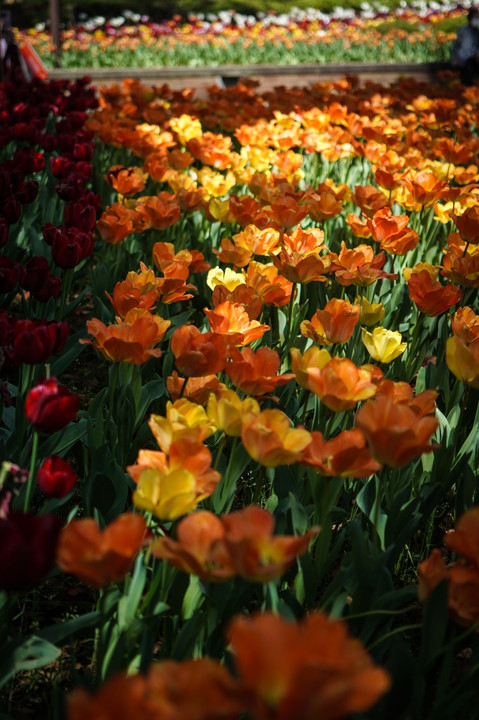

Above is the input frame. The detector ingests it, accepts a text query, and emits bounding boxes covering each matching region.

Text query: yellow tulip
[355,296,385,327]
[206,266,246,292]
[133,468,204,520]
[207,389,260,437]
[446,336,479,389]
[361,327,407,363]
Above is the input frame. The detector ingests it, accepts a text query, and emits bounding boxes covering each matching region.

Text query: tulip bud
[37,456,78,498]
[25,377,79,433]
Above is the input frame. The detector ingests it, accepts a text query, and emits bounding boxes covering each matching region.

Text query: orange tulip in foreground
[225,346,294,396]
[241,409,311,467]
[300,298,360,346]
[355,395,439,468]
[452,205,479,244]
[306,356,378,412]
[56,513,147,589]
[418,507,479,627]
[107,262,160,317]
[81,310,170,364]
[329,242,397,287]
[97,202,136,245]
[204,301,270,346]
[406,268,463,317]
[105,165,148,197]
[302,428,381,477]
[151,506,318,583]
[228,611,391,720]
[171,324,230,377]
[68,658,243,720]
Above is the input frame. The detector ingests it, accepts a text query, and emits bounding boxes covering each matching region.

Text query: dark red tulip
[64,199,97,232]
[52,227,94,269]
[37,456,78,498]
[33,274,62,303]
[13,319,69,365]
[22,256,50,293]
[25,377,79,433]
[0,512,62,591]
[0,219,9,248]
[0,258,25,293]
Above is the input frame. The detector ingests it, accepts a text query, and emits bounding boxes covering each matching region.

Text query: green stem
[108,362,121,417]
[24,430,39,512]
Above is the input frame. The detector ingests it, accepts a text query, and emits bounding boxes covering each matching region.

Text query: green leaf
[0,636,61,689]
[39,612,101,645]
[419,579,449,669]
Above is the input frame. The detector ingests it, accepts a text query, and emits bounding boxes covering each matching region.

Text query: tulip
[56,513,147,589]
[229,611,391,720]
[361,326,407,363]
[37,456,78,498]
[0,512,62,591]
[25,377,79,433]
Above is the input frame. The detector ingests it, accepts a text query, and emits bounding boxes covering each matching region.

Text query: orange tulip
[212,284,263,320]
[355,395,439,468]
[452,205,479,244]
[329,242,398,287]
[56,513,147,589]
[229,194,272,229]
[241,409,311,467]
[171,325,230,377]
[300,298,360,346]
[97,203,135,245]
[204,301,269,346]
[375,379,438,417]
[151,506,317,583]
[225,346,294,396]
[245,261,293,307]
[442,234,479,288]
[353,185,390,218]
[104,165,147,197]
[367,206,419,256]
[228,611,391,720]
[347,213,372,239]
[136,192,181,231]
[302,428,381,477]
[107,262,160,317]
[167,372,226,405]
[451,306,479,344]
[81,309,170,364]
[156,276,196,305]
[304,186,343,222]
[271,227,330,284]
[418,507,479,627]
[264,195,309,229]
[68,658,243,720]
[401,169,449,209]
[406,269,463,317]
[306,356,378,412]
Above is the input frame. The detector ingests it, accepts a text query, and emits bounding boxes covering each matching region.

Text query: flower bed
[16,2,461,68]
[1,68,479,719]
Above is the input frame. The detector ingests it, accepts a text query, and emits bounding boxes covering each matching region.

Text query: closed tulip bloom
[361,326,407,363]
[241,409,311,467]
[105,165,147,196]
[446,335,479,389]
[225,346,295,396]
[171,325,229,377]
[355,296,385,326]
[355,395,439,468]
[97,203,135,245]
[135,192,181,231]
[167,372,225,406]
[25,378,79,433]
[37,456,78,498]
[148,401,216,452]
[56,513,147,589]
[228,611,391,720]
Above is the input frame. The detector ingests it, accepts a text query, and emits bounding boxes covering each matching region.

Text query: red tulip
[37,456,78,498]
[25,377,79,433]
